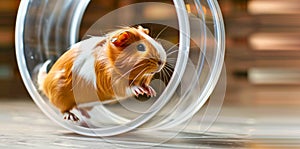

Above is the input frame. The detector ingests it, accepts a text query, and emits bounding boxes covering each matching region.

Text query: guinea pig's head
[107,26,166,80]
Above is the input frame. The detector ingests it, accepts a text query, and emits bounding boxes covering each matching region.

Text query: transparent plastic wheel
[15,0,225,137]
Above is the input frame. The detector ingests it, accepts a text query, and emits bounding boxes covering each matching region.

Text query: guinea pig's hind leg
[63,111,79,121]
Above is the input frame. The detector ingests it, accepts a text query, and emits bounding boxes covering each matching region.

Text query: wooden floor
[1,99,300,148]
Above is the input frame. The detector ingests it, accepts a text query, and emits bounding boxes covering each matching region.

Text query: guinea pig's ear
[111,31,133,47]
[137,26,149,35]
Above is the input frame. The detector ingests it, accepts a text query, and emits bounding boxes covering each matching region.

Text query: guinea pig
[37,26,167,121]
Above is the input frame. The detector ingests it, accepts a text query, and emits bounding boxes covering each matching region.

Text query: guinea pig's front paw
[131,86,147,97]
[131,85,157,97]
[143,85,157,97]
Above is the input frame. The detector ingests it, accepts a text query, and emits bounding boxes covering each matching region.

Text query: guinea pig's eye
[137,44,146,52]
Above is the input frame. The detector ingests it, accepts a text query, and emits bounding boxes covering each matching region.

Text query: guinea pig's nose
[157,60,162,66]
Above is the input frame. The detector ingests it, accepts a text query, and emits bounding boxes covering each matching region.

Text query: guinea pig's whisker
[166,43,179,53]
[166,58,176,62]
[165,61,176,67]
[162,70,167,84]
[165,60,176,67]
[109,64,146,92]
[168,62,175,67]
[167,50,179,56]
[163,67,171,79]
[111,64,147,88]
[164,65,174,74]
[166,62,174,67]
[166,60,176,63]
[161,67,173,77]
[166,63,174,69]
[115,63,145,81]
[155,25,169,40]
[129,67,148,87]
[166,61,176,67]
[164,67,172,82]
[160,68,166,83]
[164,68,173,77]
[167,57,177,60]
[159,70,165,83]
[164,70,169,82]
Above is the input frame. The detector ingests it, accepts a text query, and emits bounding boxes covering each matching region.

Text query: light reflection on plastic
[248,0,300,14]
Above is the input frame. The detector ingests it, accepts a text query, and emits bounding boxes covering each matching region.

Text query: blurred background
[3,0,300,107]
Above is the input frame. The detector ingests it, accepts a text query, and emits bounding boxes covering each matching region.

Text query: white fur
[156,43,167,63]
[125,86,133,97]
[72,37,105,88]
[37,60,51,91]
[72,50,96,87]
[137,30,167,62]
[71,37,108,104]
